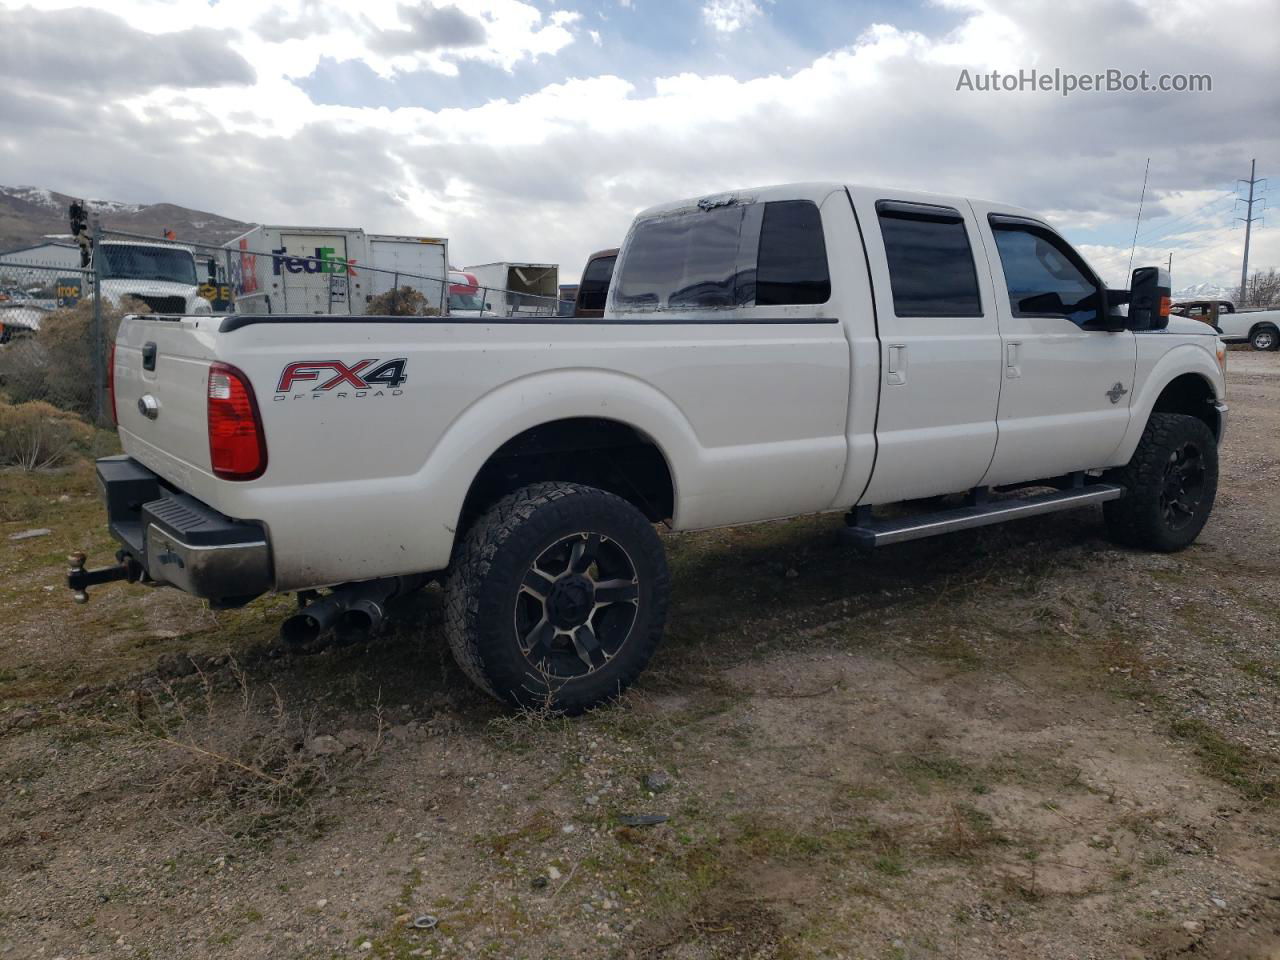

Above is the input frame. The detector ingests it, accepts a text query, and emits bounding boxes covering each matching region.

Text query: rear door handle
[1005,341,1021,379]
[887,343,907,385]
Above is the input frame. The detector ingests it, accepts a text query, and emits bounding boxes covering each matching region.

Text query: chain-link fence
[0,257,111,417]
[2,220,573,426]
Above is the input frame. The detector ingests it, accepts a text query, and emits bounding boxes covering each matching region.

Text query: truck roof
[368,234,446,244]
[99,239,195,253]
[633,182,1041,223]
[225,225,366,245]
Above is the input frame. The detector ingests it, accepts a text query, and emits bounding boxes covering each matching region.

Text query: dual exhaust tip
[280,576,426,647]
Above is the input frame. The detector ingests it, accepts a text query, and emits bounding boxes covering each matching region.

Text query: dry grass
[0,297,141,417]
[61,659,332,843]
[0,399,93,469]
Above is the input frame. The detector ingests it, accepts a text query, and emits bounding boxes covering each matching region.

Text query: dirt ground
[2,350,1278,960]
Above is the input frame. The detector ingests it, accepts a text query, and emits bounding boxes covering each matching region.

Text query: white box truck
[462,262,559,316]
[367,234,449,315]
[226,226,367,315]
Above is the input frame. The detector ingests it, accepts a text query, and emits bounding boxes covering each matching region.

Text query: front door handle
[1005,341,1022,379]
[887,343,907,385]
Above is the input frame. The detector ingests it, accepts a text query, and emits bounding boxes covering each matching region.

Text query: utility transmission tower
[1237,159,1266,304]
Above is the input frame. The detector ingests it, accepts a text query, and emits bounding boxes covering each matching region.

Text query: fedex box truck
[227,226,367,315]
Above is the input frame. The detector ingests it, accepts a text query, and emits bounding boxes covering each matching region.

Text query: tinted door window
[756,200,831,306]
[876,204,982,317]
[991,225,1099,326]
[577,255,615,312]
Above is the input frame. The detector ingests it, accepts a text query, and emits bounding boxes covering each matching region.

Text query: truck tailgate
[113,315,218,485]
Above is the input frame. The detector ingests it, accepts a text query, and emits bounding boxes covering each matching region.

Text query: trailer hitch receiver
[67,551,144,603]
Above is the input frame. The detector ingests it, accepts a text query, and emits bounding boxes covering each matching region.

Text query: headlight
[1216,340,1227,375]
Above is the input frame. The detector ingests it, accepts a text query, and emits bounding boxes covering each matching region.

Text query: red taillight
[207,363,267,480]
[107,341,117,424]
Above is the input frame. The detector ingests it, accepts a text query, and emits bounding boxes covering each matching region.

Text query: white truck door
[970,205,1136,485]
[849,189,1003,504]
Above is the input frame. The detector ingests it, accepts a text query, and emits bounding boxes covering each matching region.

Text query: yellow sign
[199,283,232,302]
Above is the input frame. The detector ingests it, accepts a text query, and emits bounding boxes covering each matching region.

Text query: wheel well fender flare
[1113,345,1223,464]
[419,369,702,536]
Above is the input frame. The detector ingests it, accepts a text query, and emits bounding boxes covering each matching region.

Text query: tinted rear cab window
[876,202,982,317]
[614,199,830,311]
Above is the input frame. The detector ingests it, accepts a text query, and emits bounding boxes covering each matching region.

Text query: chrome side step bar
[843,483,1124,549]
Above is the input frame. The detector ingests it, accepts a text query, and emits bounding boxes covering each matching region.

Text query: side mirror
[1127,266,1171,331]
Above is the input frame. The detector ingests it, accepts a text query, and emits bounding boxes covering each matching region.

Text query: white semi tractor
[94,239,212,316]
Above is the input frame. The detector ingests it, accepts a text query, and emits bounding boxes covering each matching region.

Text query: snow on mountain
[86,199,143,215]
[1173,281,1235,301]
[0,184,250,251]
[0,186,58,210]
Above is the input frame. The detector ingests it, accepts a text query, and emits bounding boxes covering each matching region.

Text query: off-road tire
[1250,325,1278,351]
[1104,413,1217,552]
[444,482,670,713]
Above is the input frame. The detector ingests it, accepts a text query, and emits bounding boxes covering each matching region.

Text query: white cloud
[702,0,761,34]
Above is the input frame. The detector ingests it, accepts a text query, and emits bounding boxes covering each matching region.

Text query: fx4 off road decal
[274,359,408,400]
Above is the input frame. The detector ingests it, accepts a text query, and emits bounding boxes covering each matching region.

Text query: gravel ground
[0,349,1278,959]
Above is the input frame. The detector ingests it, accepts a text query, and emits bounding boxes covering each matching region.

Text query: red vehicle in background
[447,270,488,317]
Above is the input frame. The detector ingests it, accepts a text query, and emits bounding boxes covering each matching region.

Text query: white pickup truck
[72,182,1228,712]
[1217,308,1280,351]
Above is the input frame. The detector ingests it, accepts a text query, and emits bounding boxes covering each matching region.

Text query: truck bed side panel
[180,319,849,590]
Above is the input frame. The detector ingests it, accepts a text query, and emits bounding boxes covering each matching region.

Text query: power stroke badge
[274,359,408,401]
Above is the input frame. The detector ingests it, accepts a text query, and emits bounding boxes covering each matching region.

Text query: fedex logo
[275,358,408,399]
[271,247,359,277]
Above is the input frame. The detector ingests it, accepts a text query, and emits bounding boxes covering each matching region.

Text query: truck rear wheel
[444,482,670,713]
[1104,413,1218,552]
[1250,325,1278,351]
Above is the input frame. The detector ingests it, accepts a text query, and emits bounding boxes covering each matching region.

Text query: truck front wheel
[444,482,670,713]
[1104,412,1218,552]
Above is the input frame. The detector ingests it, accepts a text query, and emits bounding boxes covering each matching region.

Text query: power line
[1135,188,1237,243]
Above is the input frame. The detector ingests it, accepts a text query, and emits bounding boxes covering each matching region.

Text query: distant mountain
[0,185,251,253]
[1173,280,1235,302]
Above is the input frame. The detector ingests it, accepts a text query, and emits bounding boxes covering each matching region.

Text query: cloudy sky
[1,0,1277,289]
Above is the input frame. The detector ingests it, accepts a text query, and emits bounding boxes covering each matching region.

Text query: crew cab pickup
[74,182,1228,712]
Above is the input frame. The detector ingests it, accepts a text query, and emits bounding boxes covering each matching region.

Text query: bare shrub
[0,298,144,417]
[0,399,93,469]
[63,660,330,842]
[365,286,441,316]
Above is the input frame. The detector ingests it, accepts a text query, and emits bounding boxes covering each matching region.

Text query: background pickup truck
[1216,306,1280,351]
[76,182,1229,712]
